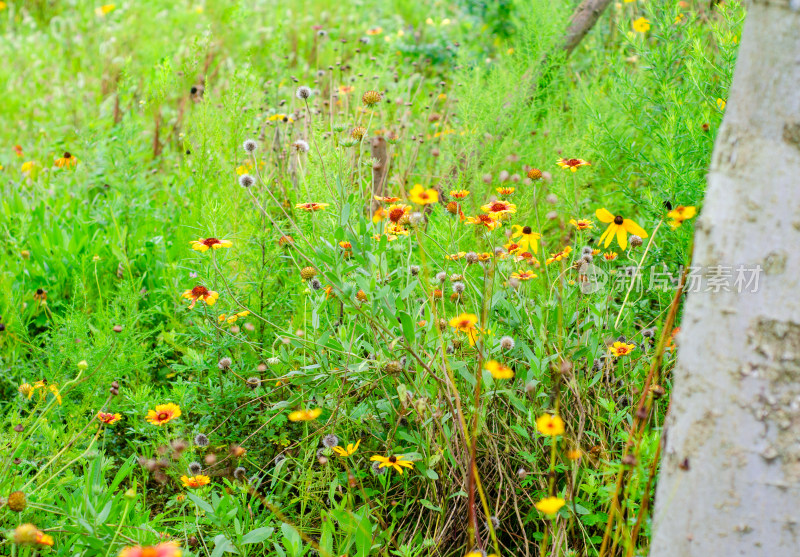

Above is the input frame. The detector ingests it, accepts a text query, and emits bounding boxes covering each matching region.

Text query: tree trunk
[650,2,800,555]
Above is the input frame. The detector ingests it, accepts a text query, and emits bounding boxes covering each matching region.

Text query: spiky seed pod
[239,174,255,188]
[350,126,367,140]
[322,434,339,448]
[383,361,403,374]
[234,466,247,480]
[300,267,317,281]
[218,357,232,370]
[194,433,210,447]
[8,491,26,512]
[629,234,643,248]
[465,252,478,264]
[527,168,542,180]
[500,336,515,350]
[246,376,260,389]
[356,289,368,302]
[188,462,202,475]
[436,271,447,283]
[409,265,420,276]
[452,282,465,294]
[438,318,447,331]
[243,139,258,153]
[362,90,382,106]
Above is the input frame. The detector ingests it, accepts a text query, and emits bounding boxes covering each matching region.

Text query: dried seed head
[188,462,202,475]
[500,336,515,350]
[629,234,643,248]
[452,281,465,294]
[113,325,123,333]
[292,139,310,153]
[300,267,317,281]
[517,467,528,479]
[8,491,26,512]
[465,252,478,264]
[527,168,542,180]
[383,360,403,374]
[641,327,656,338]
[218,357,232,370]
[243,139,258,153]
[362,90,382,106]
[234,466,247,480]
[246,376,260,389]
[350,126,367,140]
[239,174,255,188]
[409,265,420,276]
[435,271,447,283]
[546,194,558,205]
[194,433,210,447]
[371,461,387,475]
[322,434,340,448]
[310,278,322,290]
[409,211,423,226]
[296,85,313,100]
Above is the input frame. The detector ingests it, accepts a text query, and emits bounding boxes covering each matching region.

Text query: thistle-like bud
[300,267,317,281]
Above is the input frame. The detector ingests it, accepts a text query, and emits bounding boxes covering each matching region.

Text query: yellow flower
[370,454,414,474]
[268,113,294,123]
[449,189,470,199]
[145,403,181,426]
[595,208,648,250]
[181,475,211,488]
[569,219,594,230]
[296,202,330,211]
[332,439,361,457]
[374,195,401,203]
[449,313,480,346]
[387,203,411,223]
[95,4,115,16]
[13,524,53,547]
[182,285,219,308]
[536,414,565,436]
[446,251,467,260]
[510,225,541,254]
[0,2,7,10]
[510,269,536,281]
[21,161,38,176]
[716,98,726,111]
[485,360,514,379]
[466,213,501,231]
[632,17,651,33]
[667,205,697,229]
[97,412,122,425]
[535,496,566,516]
[19,383,33,398]
[556,158,590,172]
[372,207,387,222]
[54,152,78,168]
[603,252,618,261]
[496,186,515,195]
[366,26,383,35]
[190,237,232,252]
[609,341,636,357]
[481,200,517,216]
[409,184,439,205]
[288,408,322,422]
[546,246,572,265]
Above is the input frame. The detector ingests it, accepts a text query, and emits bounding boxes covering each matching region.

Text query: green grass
[0,0,743,555]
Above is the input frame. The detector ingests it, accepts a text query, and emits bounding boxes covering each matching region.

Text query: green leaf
[242,527,274,544]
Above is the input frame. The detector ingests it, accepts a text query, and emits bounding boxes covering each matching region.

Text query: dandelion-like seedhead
[409,265,420,276]
[310,278,322,290]
[292,139,310,153]
[435,271,447,283]
[188,462,202,475]
[500,336,515,350]
[194,433,209,447]
[243,139,257,153]
[465,252,478,264]
[296,86,313,100]
[218,357,232,370]
[371,461,387,475]
[322,434,339,448]
[239,174,255,188]
[246,376,260,389]
[452,282,465,294]
[233,466,246,480]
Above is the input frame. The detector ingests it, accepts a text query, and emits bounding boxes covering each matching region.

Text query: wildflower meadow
[7,1,795,556]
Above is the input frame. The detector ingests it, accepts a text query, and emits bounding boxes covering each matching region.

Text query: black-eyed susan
[535,496,566,516]
[466,213,501,231]
[609,341,636,357]
[536,414,565,436]
[54,152,78,168]
[268,113,294,123]
[485,360,514,379]
[332,439,361,457]
[481,200,517,216]
[449,313,480,345]
[510,269,536,281]
[510,225,541,254]
[546,246,572,265]
[370,454,414,474]
[190,237,233,252]
[119,542,181,557]
[182,285,219,308]
[449,189,470,199]
[569,219,594,230]
[556,158,590,172]
[374,195,401,203]
[667,205,697,229]
[296,202,330,211]
[595,208,648,250]
[180,475,211,488]
[496,186,515,195]
[97,412,122,425]
[288,408,322,422]
[146,403,181,426]
[409,184,439,205]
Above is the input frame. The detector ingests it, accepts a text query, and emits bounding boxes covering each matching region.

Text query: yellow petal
[616,226,627,250]
[603,224,617,248]
[622,219,648,238]
[595,208,614,223]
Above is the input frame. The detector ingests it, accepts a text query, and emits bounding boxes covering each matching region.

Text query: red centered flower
[181,285,219,308]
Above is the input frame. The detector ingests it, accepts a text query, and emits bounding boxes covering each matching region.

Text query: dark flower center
[63,152,72,159]
[157,412,169,421]
[191,285,209,297]
[490,202,506,211]
[202,238,220,246]
[522,226,532,234]
[614,216,624,225]
[567,158,580,166]
[389,208,405,222]
[388,456,397,463]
